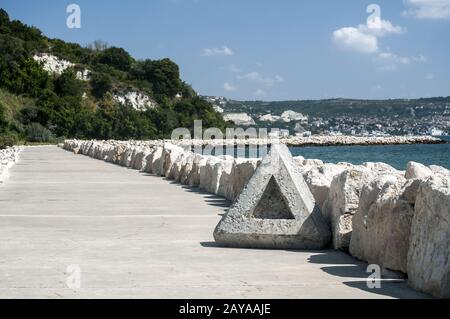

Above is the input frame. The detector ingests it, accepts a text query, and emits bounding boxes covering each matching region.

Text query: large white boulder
[429,165,450,177]
[112,144,126,164]
[324,167,376,250]
[142,148,157,173]
[161,143,186,179]
[150,147,164,176]
[229,158,260,201]
[349,175,412,273]
[217,157,236,200]
[168,150,191,181]
[362,162,400,174]
[178,153,196,184]
[299,163,349,214]
[223,113,255,126]
[187,154,208,187]
[131,147,152,171]
[405,161,432,180]
[200,157,222,193]
[209,156,234,196]
[407,175,450,298]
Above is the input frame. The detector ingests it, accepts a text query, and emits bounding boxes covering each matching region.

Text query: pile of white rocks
[63,139,260,202]
[282,135,442,146]
[0,147,22,184]
[62,139,450,298]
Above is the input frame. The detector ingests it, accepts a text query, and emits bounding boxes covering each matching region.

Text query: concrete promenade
[0,146,427,298]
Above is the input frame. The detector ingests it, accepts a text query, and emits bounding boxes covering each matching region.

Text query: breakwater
[62,139,450,298]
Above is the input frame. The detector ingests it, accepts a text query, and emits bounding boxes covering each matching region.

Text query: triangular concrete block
[213,143,331,249]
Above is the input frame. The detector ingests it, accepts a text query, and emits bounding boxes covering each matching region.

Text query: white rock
[113,91,157,111]
[407,175,450,298]
[200,157,221,193]
[429,165,450,177]
[292,156,305,166]
[142,148,158,173]
[178,153,196,184]
[0,146,22,185]
[213,105,224,113]
[120,146,134,167]
[280,110,308,123]
[303,159,324,166]
[405,161,433,180]
[131,148,152,171]
[33,53,90,80]
[300,163,348,214]
[325,168,376,250]
[187,154,209,187]
[169,150,191,181]
[230,158,260,201]
[223,113,256,126]
[161,143,186,178]
[349,175,412,273]
[259,114,281,122]
[210,156,234,197]
[151,147,164,176]
[363,162,399,174]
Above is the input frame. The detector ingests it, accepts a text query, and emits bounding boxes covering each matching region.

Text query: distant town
[204,96,450,138]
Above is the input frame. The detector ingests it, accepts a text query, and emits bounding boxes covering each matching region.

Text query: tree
[87,40,109,52]
[54,68,85,97]
[133,58,182,99]
[96,47,133,71]
[0,55,51,97]
[0,9,10,34]
[90,72,113,98]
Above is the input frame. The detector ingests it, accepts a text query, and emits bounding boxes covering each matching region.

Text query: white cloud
[361,19,405,37]
[332,7,429,71]
[403,0,450,19]
[223,82,237,92]
[201,46,234,57]
[237,71,284,86]
[333,8,405,54]
[333,27,379,53]
[374,52,427,70]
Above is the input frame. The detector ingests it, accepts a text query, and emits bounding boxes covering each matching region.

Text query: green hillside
[0,8,227,148]
[224,97,450,118]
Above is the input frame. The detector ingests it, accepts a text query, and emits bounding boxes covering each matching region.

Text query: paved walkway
[0,146,427,298]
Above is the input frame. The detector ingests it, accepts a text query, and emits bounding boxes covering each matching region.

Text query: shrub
[54,68,85,97]
[25,122,53,143]
[0,131,18,149]
[90,72,113,98]
[0,101,7,129]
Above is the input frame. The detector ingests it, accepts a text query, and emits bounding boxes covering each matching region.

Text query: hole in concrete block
[251,176,295,220]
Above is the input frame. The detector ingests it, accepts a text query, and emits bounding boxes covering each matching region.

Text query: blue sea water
[289,136,450,170]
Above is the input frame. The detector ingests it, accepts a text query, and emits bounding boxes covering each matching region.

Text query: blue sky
[2,0,450,100]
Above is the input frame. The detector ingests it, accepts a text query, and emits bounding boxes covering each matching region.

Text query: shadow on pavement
[306,251,429,299]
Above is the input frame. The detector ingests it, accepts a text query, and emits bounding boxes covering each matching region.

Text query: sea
[289,136,450,170]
